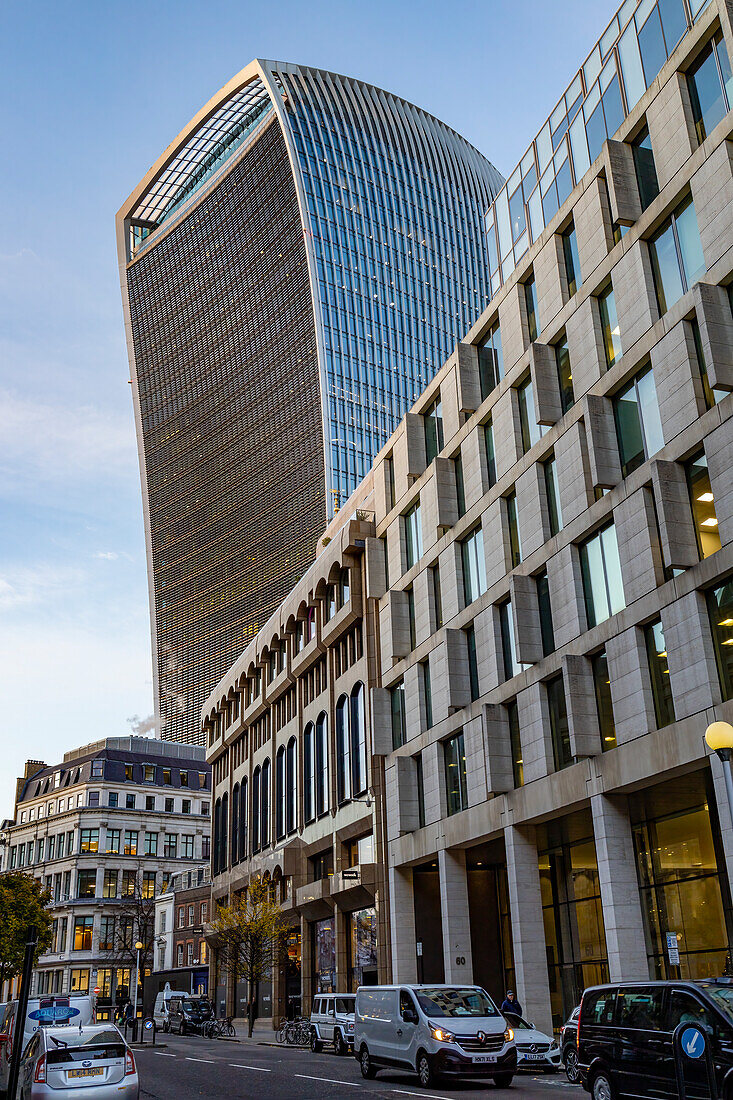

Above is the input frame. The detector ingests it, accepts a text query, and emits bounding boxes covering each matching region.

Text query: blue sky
[0,0,616,814]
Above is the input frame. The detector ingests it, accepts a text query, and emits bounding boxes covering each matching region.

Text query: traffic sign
[666,932,680,966]
[680,1027,705,1059]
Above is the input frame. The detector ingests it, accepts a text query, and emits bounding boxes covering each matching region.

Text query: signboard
[666,932,680,966]
[29,1006,80,1023]
[416,941,423,957]
[342,870,359,880]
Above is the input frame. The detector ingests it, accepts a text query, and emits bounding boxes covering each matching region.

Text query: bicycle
[204,1016,236,1039]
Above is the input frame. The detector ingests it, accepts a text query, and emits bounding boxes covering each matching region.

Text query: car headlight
[504,1027,514,1043]
[430,1026,455,1043]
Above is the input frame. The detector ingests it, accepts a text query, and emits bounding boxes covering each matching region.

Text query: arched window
[231,783,240,863]
[315,712,329,817]
[276,747,286,841]
[350,682,367,796]
[304,724,315,823]
[307,605,317,641]
[286,737,297,834]
[339,568,350,608]
[240,776,248,860]
[326,585,337,621]
[213,798,221,875]
[252,767,261,853]
[220,792,229,873]
[336,695,351,804]
[261,758,270,848]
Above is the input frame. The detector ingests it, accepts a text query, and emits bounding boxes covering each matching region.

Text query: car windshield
[183,1000,208,1015]
[504,1013,532,1029]
[415,988,499,1019]
[702,985,733,1022]
[335,998,355,1013]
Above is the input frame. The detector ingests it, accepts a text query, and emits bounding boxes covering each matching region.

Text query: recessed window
[124,764,133,781]
[562,222,582,297]
[507,701,523,788]
[465,624,480,701]
[598,283,622,369]
[688,31,733,145]
[506,491,521,568]
[478,321,504,400]
[547,674,573,772]
[430,563,443,630]
[421,660,433,730]
[126,793,135,810]
[484,420,497,487]
[404,501,423,570]
[416,754,426,828]
[544,456,563,538]
[631,125,659,211]
[707,580,733,701]
[390,682,407,749]
[454,452,466,519]
[580,523,625,628]
[691,318,726,409]
[613,365,664,477]
[555,335,575,414]
[385,454,396,511]
[644,620,675,729]
[536,570,555,656]
[499,599,521,681]
[592,650,616,750]
[444,733,468,816]
[461,527,487,605]
[424,396,444,465]
[517,377,544,454]
[686,451,721,560]
[649,196,706,314]
[524,273,540,342]
[90,760,103,779]
[406,586,416,650]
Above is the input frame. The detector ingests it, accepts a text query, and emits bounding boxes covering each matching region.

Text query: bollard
[142,1017,156,1046]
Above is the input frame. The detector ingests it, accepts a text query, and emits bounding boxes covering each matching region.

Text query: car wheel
[493,1073,514,1088]
[416,1051,435,1088]
[591,1071,615,1100]
[360,1045,377,1079]
[333,1030,345,1056]
[564,1047,580,1084]
[310,1030,323,1053]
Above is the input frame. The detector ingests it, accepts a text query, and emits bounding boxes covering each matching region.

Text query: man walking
[500,990,523,1017]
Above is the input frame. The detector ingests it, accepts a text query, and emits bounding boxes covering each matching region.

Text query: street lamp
[133,941,144,1023]
[705,721,733,826]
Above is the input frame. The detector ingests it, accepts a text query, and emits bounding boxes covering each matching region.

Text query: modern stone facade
[1,737,210,1018]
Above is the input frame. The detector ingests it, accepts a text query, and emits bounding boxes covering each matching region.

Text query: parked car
[166,995,213,1035]
[153,988,188,1033]
[0,995,96,1094]
[15,1023,138,1100]
[504,1012,561,1072]
[310,994,355,1054]
[354,984,517,1088]
[579,979,733,1099]
[560,1005,581,1083]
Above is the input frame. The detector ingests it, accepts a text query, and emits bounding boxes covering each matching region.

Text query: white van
[153,987,188,1032]
[354,984,517,1088]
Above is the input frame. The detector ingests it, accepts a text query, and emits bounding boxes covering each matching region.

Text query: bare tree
[101,862,156,1004]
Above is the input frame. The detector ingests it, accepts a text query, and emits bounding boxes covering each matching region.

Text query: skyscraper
[117,59,503,743]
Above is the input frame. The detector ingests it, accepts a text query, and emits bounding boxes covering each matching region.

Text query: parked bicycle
[204,1016,236,1039]
[276,1016,310,1045]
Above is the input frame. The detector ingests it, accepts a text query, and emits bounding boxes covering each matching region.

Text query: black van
[578,980,733,1099]
[167,995,214,1035]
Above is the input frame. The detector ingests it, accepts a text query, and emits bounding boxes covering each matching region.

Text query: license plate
[522,1054,544,1061]
[472,1054,497,1063]
[68,1068,103,1078]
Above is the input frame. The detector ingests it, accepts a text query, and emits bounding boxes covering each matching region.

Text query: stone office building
[373,0,733,1034]
[1,737,210,1017]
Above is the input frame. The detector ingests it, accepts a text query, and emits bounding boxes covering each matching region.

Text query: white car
[504,1012,561,1072]
[15,1023,139,1100]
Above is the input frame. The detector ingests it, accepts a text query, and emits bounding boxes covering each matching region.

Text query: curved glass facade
[120,61,502,742]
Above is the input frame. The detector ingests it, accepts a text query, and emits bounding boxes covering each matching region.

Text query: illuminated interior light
[697,492,714,502]
[701,517,719,527]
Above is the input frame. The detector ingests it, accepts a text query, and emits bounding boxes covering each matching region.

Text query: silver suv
[310,994,356,1055]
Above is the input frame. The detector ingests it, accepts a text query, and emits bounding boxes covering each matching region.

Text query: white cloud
[94,551,119,560]
[0,563,85,612]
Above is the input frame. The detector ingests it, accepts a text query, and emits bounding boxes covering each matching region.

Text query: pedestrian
[500,990,523,1018]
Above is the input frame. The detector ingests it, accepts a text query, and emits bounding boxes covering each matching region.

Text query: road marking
[391,1092,448,1100]
[228,1063,271,1072]
[295,1074,362,1086]
[185,1057,215,1063]
[153,1052,177,1058]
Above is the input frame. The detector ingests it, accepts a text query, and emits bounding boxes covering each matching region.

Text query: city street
[136,1032,578,1099]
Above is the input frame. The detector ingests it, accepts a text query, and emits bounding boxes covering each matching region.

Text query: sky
[0,0,617,815]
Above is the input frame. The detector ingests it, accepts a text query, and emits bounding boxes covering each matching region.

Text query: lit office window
[555,335,575,414]
[547,674,574,771]
[444,733,468,816]
[644,619,675,729]
[507,701,524,788]
[404,501,423,569]
[461,527,487,605]
[424,396,444,464]
[580,523,625,628]
[598,283,622,368]
[562,222,582,297]
[544,456,563,537]
[592,650,616,750]
[478,321,504,400]
[688,31,733,144]
[613,365,664,477]
[707,580,733,701]
[686,451,721,560]
[649,196,706,314]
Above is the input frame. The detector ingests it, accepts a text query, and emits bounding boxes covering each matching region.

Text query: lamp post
[133,941,144,1024]
[705,721,733,827]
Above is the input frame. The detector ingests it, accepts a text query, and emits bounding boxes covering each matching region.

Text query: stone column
[389,865,418,983]
[438,849,474,984]
[503,824,553,1034]
[591,793,649,982]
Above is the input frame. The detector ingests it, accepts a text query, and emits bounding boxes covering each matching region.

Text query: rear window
[617,988,664,1031]
[582,989,616,1026]
[46,1031,124,1064]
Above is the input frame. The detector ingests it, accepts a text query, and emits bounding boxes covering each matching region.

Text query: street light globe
[705,721,733,752]
[135,941,143,950]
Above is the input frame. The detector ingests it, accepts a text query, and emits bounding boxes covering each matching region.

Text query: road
[135,1031,579,1099]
